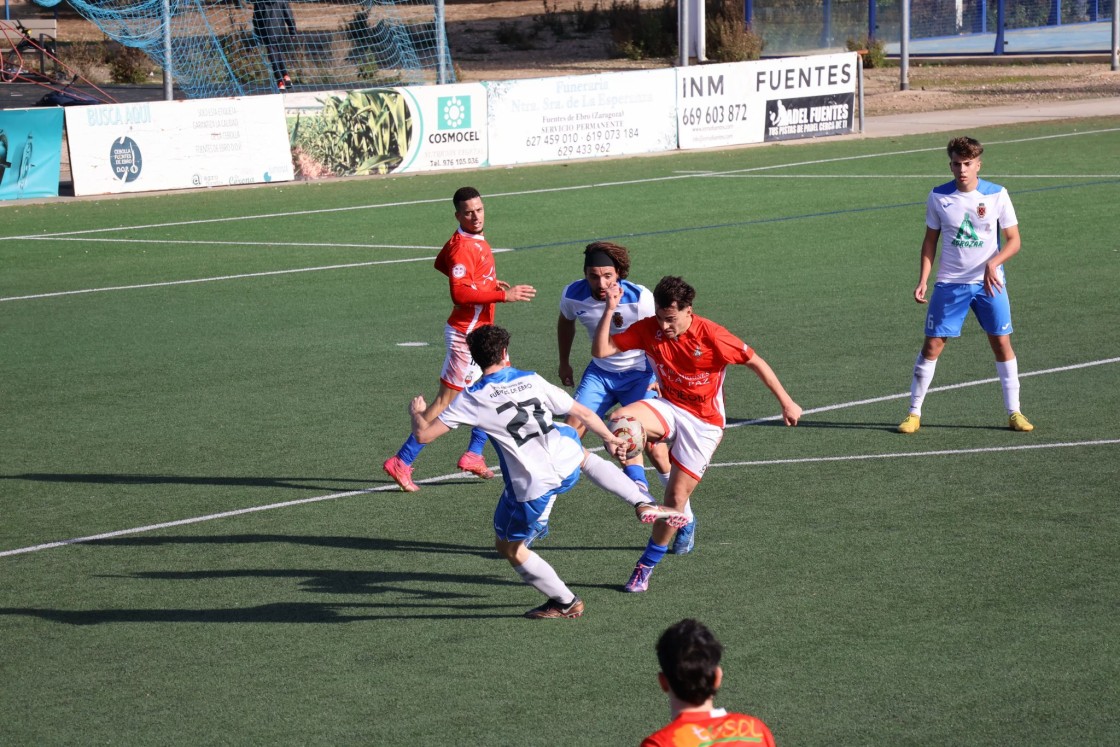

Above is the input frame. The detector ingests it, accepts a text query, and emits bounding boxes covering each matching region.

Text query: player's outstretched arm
[744,355,802,426]
[568,401,628,459]
[410,395,451,444]
[591,284,623,359]
[557,314,577,386]
[914,227,940,304]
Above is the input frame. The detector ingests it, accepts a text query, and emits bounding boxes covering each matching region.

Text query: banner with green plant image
[286,83,488,179]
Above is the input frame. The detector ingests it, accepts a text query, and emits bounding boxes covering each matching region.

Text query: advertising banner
[486,69,678,166]
[65,96,294,196]
[0,107,64,201]
[676,52,858,150]
[757,53,857,142]
[285,83,488,178]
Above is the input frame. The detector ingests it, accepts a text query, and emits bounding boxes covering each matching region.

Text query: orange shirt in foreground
[641,708,775,747]
[612,314,754,428]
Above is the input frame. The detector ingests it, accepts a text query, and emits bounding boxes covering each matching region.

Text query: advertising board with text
[676,52,858,150]
[284,83,488,178]
[486,69,677,166]
[66,96,294,196]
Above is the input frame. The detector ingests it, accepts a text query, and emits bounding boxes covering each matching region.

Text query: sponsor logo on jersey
[952,215,983,248]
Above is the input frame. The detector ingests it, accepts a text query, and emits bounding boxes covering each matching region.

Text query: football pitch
[2,119,1118,744]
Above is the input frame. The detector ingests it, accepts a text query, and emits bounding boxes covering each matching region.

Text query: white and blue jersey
[927,178,1018,285]
[438,366,584,503]
[559,278,654,374]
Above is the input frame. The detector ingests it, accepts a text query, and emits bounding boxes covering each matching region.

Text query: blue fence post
[822,0,832,48]
[994,0,1005,54]
[1048,0,1061,26]
[744,0,752,27]
[975,0,987,33]
[868,0,876,41]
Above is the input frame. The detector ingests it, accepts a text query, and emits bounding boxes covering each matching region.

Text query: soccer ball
[609,415,645,463]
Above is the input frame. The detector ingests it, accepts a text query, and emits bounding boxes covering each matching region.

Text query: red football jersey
[433,229,505,334]
[641,709,775,747]
[611,314,754,427]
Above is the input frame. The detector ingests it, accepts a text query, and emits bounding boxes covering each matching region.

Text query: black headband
[584,250,616,269]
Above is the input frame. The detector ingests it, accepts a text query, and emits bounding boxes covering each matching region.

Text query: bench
[0,18,58,54]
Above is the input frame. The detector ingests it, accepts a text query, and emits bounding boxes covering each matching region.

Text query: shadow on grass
[0,600,523,625]
[0,472,373,492]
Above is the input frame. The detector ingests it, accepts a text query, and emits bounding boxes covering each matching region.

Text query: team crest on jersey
[977,203,987,218]
[612,312,624,328]
[451,263,467,279]
[693,345,703,357]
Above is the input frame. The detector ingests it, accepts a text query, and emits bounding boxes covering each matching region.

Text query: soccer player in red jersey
[382,187,536,492]
[642,619,776,747]
[593,276,801,592]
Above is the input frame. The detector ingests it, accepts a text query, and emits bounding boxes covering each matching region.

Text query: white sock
[996,358,1021,414]
[908,354,938,415]
[657,471,670,488]
[513,551,575,603]
[681,500,694,522]
[582,452,645,507]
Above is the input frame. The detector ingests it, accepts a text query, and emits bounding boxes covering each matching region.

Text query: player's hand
[558,363,574,387]
[603,283,622,310]
[603,434,629,461]
[983,263,1004,296]
[504,284,536,302]
[410,395,428,416]
[497,280,511,291]
[782,401,802,426]
[913,282,928,304]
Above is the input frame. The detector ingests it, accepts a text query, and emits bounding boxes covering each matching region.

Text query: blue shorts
[573,362,657,419]
[925,282,1013,338]
[493,467,580,542]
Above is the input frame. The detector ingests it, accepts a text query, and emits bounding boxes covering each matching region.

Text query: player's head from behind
[656,618,724,707]
[583,241,631,300]
[466,324,510,370]
[652,276,696,340]
[947,136,983,192]
[453,186,484,235]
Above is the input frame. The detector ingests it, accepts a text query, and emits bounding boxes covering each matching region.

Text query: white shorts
[439,324,482,391]
[635,398,723,482]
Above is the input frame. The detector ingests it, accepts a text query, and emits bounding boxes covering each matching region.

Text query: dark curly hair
[453,186,482,211]
[656,619,723,706]
[584,241,631,279]
[947,136,983,160]
[652,276,696,310]
[466,324,510,369]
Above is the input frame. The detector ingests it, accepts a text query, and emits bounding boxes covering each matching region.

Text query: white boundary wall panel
[66,96,294,196]
[486,69,678,166]
[677,52,859,150]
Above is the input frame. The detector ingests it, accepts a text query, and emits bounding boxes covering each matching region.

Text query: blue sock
[638,540,669,568]
[396,434,423,465]
[623,464,649,488]
[467,427,488,455]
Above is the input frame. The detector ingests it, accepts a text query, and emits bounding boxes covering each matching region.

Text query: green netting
[62,0,455,98]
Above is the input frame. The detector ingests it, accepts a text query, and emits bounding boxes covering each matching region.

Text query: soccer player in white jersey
[557,243,681,543]
[899,136,1034,434]
[409,324,688,619]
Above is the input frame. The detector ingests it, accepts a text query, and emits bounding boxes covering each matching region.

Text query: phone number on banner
[525,128,641,157]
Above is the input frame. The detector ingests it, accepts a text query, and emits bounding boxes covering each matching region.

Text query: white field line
[711,439,1120,469]
[707,173,1120,179]
[0,247,510,303]
[4,126,1117,243]
[23,238,442,250]
[3,357,1117,559]
[729,357,1120,427]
